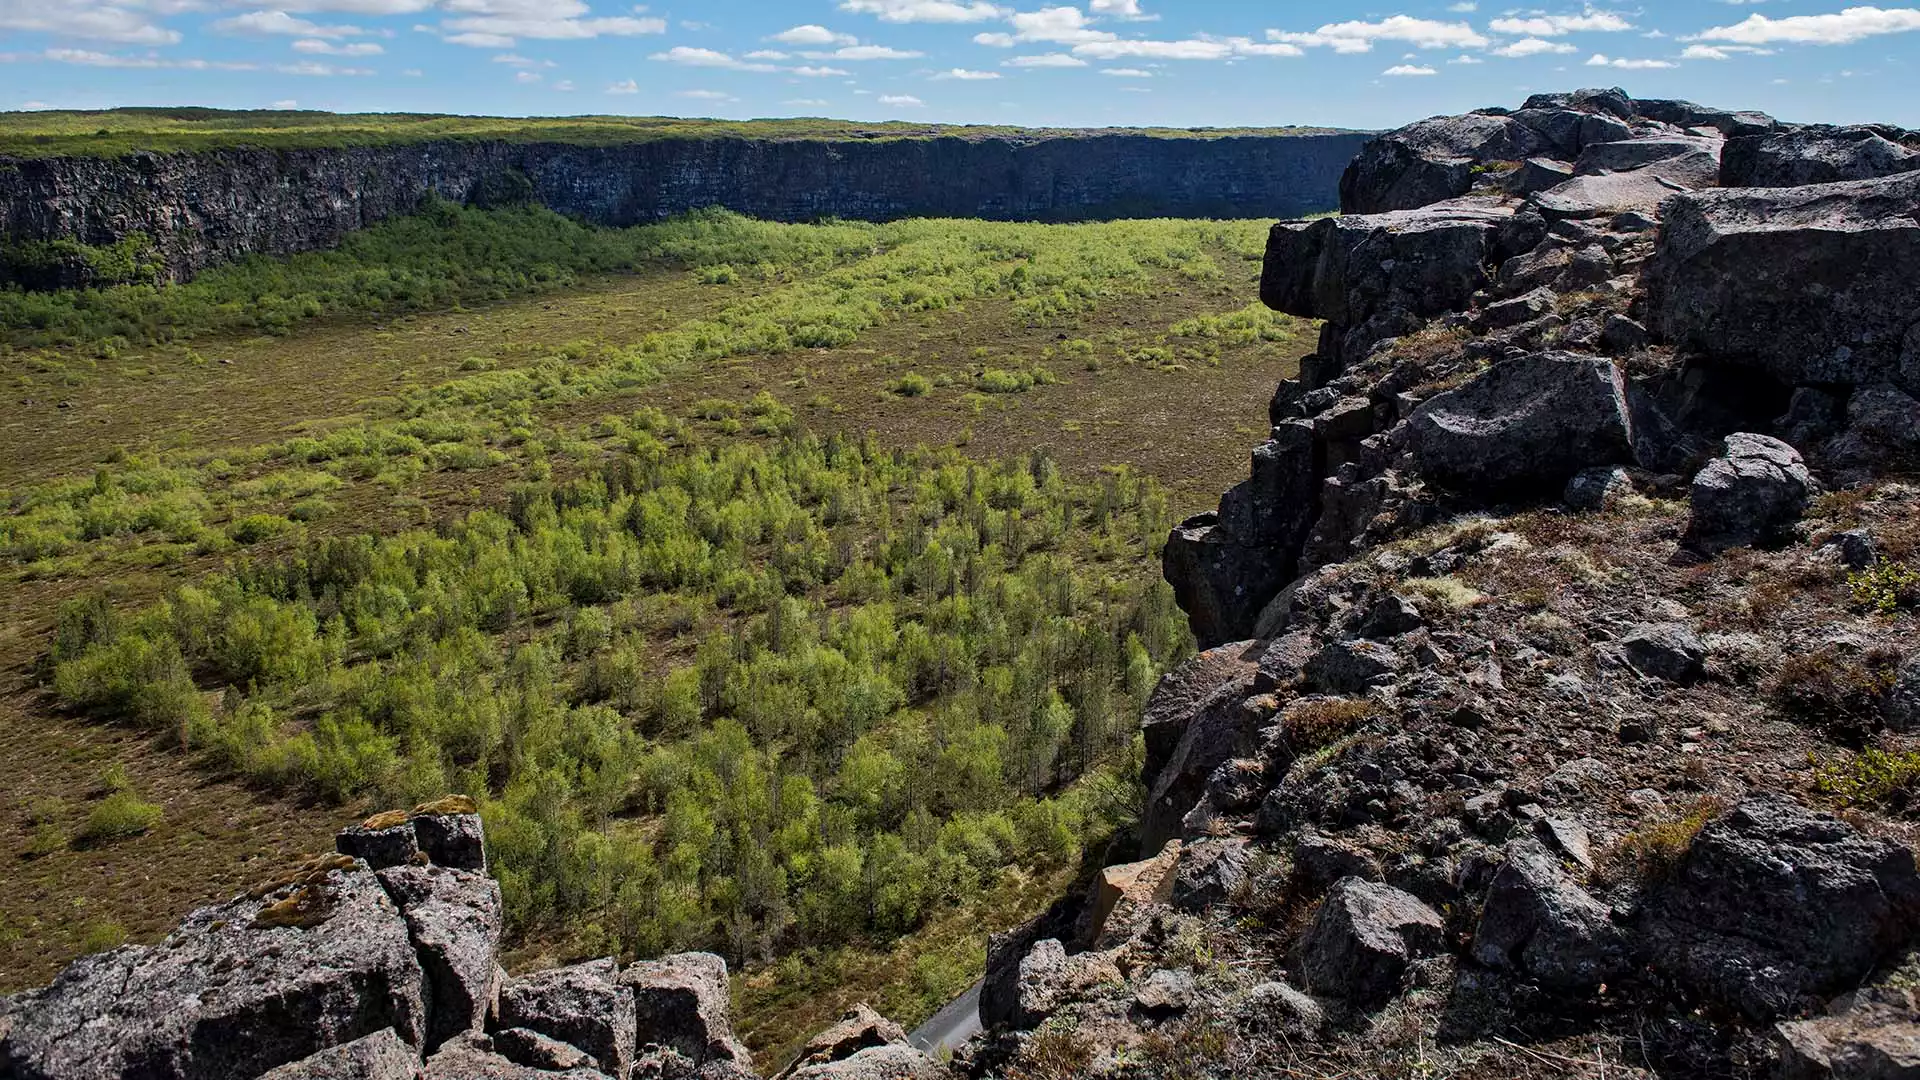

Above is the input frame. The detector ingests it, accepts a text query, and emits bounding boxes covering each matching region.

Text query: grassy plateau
[0,201,1312,1062]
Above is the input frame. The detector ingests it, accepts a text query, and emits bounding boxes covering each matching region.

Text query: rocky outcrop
[1721,125,1920,188]
[0,804,903,1080]
[0,131,1371,286]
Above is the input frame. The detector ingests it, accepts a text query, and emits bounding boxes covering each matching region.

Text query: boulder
[783,1045,948,1080]
[1234,982,1327,1040]
[1358,593,1424,639]
[1340,113,1549,214]
[1503,158,1575,197]
[1685,433,1816,553]
[494,1028,599,1073]
[1599,315,1650,356]
[1649,171,1920,387]
[776,1005,907,1078]
[630,1046,755,1080]
[1634,98,1780,138]
[1520,88,1636,122]
[1263,201,1512,329]
[1292,833,1384,896]
[1640,797,1920,1020]
[1826,383,1920,471]
[1162,515,1291,649]
[1408,353,1639,495]
[426,1036,609,1080]
[1575,136,1723,178]
[1139,664,1266,853]
[1132,970,1195,1018]
[1008,939,1123,1028]
[1722,126,1920,188]
[1618,623,1709,685]
[258,1030,424,1080]
[1294,878,1445,1007]
[1172,837,1252,911]
[619,954,751,1071]
[377,865,503,1050]
[1510,108,1634,160]
[337,813,421,871]
[1888,660,1920,734]
[1479,287,1557,331]
[1092,840,1182,944]
[0,860,428,1080]
[1531,168,1697,222]
[1564,466,1636,511]
[979,918,1049,1030]
[411,805,488,873]
[1470,840,1625,993]
[1141,642,1261,790]
[1217,421,1322,554]
[497,959,636,1080]
[1305,639,1403,693]
[1775,987,1920,1080]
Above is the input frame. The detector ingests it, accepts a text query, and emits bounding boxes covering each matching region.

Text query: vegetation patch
[1596,797,1726,885]
[1767,646,1903,742]
[1812,748,1920,812]
[1849,562,1920,617]
[76,791,164,844]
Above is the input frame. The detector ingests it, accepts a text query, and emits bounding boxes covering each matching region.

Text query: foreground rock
[1685,433,1817,552]
[1408,353,1639,495]
[620,953,752,1071]
[1295,878,1445,1006]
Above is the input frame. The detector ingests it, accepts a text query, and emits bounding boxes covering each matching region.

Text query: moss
[360,808,410,831]
[1596,796,1726,885]
[1277,698,1376,757]
[1400,576,1486,612]
[1812,748,1920,811]
[411,794,479,816]
[247,852,359,899]
[252,884,336,929]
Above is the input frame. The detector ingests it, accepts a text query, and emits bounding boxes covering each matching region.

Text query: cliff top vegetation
[0,106,1353,159]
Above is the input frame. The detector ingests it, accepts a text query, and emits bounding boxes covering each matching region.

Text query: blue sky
[3,1,1918,129]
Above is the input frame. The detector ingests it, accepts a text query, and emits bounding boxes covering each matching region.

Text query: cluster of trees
[52,431,1192,962]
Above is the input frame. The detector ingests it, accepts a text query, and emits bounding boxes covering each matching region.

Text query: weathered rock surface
[1262,199,1512,330]
[0,860,427,1080]
[496,960,636,1080]
[376,865,503,1051]
[1340,113,1546,214]
[1408,353,1638,494]
[1775,987,1920,1080]
[620,953,751,1070]
[1470,840,1624,992]
[1721,125,1920,188]
[1295,878,1445,1006]
[426,1035,610,1080]
[1685,433,1817,552]
[783,1045,949,1080]
[1618,622,1708,684]
[257,1030,424,1080]
[775,1005,908,1079]
[1641,798,1920,1019]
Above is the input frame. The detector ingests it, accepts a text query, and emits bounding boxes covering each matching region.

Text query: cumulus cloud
[840,0,1004,23]
[0,0,181,45]
[1097,66,1150,76]
[1490,37,1577,57]
[1383,63,1437,75]
[801,43,923,59]
[606,77,638,92]
[1073,37,1299,60]
[292,37,382,52]
[878,92,924,105]
[770,24,855,46]
[649,44,775,70]
[215,10,366,37]
[1695,7,1920,46]
[1488,10,1634,36]
[1001,52,1085,66]
[933,66,1000,78]
[1269,15,1488,52]
[1586,52,1675,68]
[791,64,850,76]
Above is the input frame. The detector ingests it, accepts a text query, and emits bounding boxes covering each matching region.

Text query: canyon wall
[0,131,1372,285]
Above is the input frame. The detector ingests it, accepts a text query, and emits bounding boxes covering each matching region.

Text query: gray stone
[1635,98,1781,138]
[336,818,421,871]
[783,1045,948,1080]
[1531,168,1696,222]
[377,865,503,1051]
[1575,136,1723,177]
[978,918,1048,1030]
[1340,112,1549,214]
[497,960,636,1080]
[1293,833,1384,895]
[494,1028,597,1073]
[1641,797,1920,1020]
[1779,386,1849,448]
[1686,433,1817,553]
[1139,652,1266,853]
[1172,837,1252,912]
[1834,384,1920,468]
[620,953,751,1071]
[1141,642,1260,789]
[1295,878,1445,1006]
[1305,640,1403,693]
[1008,939,1123,1028]
[1565,466,1636,512]
[412,812,487,873]
[1722,126,1920,188]
[426,1036,609,1080]
[1480,287,1558,331]
[1510,108,1632,159]
[1162,515,1290,651]
[1619,622,1709,684]
[258,1030,424,1080]
[1496,244,1572,294]
[1503,158,1575,197]
[1132,969,1195,1017]
[1409,353,1639,495]
[1359,594,1425,639]
[0,861,428,1080]
[1775,987,1920,1080]
[1532,817,1594,871]
[1888,660,1920,734]
[1470,840,1625,993]
[1262,200,1512,329]
[1599,315,1650,356]
[775,1005,906,1079]
[1234,982,1327,1040]
[1649,171,1920,387]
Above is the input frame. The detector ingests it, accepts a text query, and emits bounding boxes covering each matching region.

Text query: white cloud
[1488,10,1633,36]
[513,68,540,81]
[437,7,666,46]
[606,77,638,92]
[677,88,734,99]
[292,37,381,52]
[553,78,573,89]
[1269,15,1487,53]
[1097,66,1150,76]
[1002,6,1115,45]
[933,66,1000,78]
[791,64,850,76]
[1695,7,1920,46]
[272,98,299,107]
[1383,63,1437,75]
[1679,43,1773,60]
[1073,36,1299,60]
[649,45,775,70]
[784,98,830,106]
[214,10,365,37]
[802,43,923,59]
[1002,52,1085,66]
[1585,52,1675,68]
[40,46,255,67]
[878,92,924,105]
[1490,37,1577,57]
[744,49,788,59]
[771,24,855,46]
[1089,0,1147,16]
[274,0,432,13]
[1448,53,1483,64]
[275,59,374,74]
[490,51,551,66]
[840,0,1004,23]
[0,0,181,44]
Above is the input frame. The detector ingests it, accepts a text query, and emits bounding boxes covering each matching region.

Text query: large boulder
[496,960,636,1080]
[1634,98,1780,138]
[1684,433,1816,553]
[775,1005,908,1079]
[1640,797,1920,1020]
[0,858,428,1080]
[1141,641,1261,787]
[783,1045,948,1080]
[1003,939,1124,1028]
[377,865,504,1051]
[426,1036,610,1080]
[619,954,751,1071]
[1262,200,1513,328]
[1407,353,1639,495]
[1575,136,1723,178]
[1294,878,1445,1007]
[1470,840,1625,993]
[1090,841,1182,944]
[1139,672,1266,853]
[1530,167,1700,222]
[1340,113,1548,214]
[258,1030,424,1080]
[1649,171,1920,387]
[1162,515,1292,650]
[1722,126,1920,188]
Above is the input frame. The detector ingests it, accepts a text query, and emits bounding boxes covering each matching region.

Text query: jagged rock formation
[0,131,1372,287]
[969,89,1920,1078]
[0,803,945,1080]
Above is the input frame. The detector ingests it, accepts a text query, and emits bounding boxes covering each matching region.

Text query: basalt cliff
[7,89,1920,1079]
[0,130,1370,287]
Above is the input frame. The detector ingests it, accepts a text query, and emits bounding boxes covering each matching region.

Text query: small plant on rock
[1596,796,1726,886]
[1812,748,1920,812]
[1768,646,1903,743]
[1849,562,1920,618]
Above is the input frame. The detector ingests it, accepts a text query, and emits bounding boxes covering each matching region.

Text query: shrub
[78,920,129,955]
[77,791,164,843]
[1812,748,1920,811]
[1850,562,1920,617]
[1596,796,1725,885]
[1768,646,1902,742]
[229,514,294,545]
[888,372,932,397]
[1276,697,1374,754]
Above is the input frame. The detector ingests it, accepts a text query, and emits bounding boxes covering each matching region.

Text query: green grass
[76,792,164,844]
[0,107,1350,159]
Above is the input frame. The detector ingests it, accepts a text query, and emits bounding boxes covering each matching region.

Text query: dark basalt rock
[619,953,752,1071]
[1295,878,1446,1007]
[1470,840,1626,993]
[376,865,503,1051]
[1407,353,1640,495]
[1262,200,1512,328]
[1339,113,1548,214]
[496,960,636,1080]
[257,1030,423,1080]
[1684,433,1817,553]
[1721,125,1920,188]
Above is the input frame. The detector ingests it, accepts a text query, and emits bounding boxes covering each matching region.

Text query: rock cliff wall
[0,131,1371,286]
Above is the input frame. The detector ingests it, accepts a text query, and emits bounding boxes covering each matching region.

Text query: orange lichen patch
[410,795,479,817]
[252,884,335,930]
[360,809,411,831]
[246,852,358,900]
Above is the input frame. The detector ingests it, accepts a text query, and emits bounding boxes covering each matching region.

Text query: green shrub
[229,514,294,545]
[1850,562,1920,617]
[77,792,164,843]
[1813,748,1920,810]
[78,920,130,955]
[888,372,931,397]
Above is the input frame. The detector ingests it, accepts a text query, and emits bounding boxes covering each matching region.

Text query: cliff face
[0,132,1371,285]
